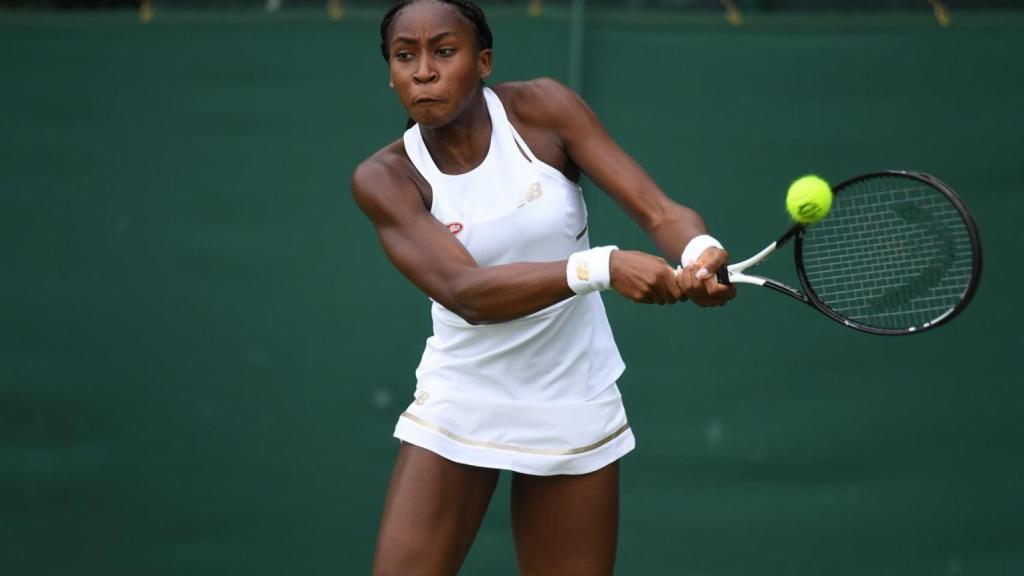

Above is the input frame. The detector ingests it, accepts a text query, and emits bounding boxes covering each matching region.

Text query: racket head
[794,170,982,335]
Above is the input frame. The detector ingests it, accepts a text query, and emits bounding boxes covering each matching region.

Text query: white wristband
[566,246,619,295]
[680,234,723,268]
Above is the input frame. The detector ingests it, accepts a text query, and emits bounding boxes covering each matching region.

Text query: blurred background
[2,1,1022,574]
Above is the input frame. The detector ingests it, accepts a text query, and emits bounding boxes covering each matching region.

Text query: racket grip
[716,267,731,286]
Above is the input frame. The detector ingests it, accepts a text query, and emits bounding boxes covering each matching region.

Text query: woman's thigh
[510,461,620,576]
[373,443,500,576]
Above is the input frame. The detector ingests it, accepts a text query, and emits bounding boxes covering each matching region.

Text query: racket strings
[799,176,975,330]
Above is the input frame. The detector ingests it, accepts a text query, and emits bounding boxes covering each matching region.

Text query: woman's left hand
[675,247,736,307]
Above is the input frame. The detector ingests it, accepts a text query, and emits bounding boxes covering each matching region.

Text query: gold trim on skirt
[400,411,630,456]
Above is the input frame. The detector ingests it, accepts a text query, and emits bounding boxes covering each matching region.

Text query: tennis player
[352,1,735,573]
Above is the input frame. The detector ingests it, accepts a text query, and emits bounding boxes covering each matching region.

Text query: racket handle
[716,267,731,286]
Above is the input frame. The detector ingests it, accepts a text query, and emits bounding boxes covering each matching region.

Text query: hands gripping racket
[718,170,982,335]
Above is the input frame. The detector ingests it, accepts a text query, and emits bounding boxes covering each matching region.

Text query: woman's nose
[414,57,437,83]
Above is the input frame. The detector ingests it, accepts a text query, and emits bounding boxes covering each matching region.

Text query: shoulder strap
[402,123,446,182]
[483,87,540,165]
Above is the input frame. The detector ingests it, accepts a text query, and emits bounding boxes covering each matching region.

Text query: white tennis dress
[393,87,634,476]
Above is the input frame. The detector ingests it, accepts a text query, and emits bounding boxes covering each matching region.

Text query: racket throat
[761,279,809,303]
[723,268,808,304]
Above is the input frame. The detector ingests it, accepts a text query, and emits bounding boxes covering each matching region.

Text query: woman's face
[385,1,492,129]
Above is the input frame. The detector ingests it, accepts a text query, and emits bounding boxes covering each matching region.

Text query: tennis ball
[786,175,832,224]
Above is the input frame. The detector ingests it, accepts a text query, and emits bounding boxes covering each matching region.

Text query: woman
[352,1,735,573]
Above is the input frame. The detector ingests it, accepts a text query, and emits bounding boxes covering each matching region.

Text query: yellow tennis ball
[786,175,832,224]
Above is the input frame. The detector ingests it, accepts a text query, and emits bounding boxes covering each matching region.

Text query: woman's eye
[437,47,456,57]
[394,51,413,61]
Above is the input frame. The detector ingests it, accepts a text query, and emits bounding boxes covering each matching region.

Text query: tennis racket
[718,170,982,335]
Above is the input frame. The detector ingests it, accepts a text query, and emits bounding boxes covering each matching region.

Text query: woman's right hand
[608,250,684,305]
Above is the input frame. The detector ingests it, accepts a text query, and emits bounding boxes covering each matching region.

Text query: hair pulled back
[379,0,493,61]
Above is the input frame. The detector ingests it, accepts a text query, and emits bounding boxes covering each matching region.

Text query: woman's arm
[351,149,683,324]
[506,79,735,306]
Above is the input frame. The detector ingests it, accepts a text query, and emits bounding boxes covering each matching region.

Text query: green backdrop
[2,7,1022,575]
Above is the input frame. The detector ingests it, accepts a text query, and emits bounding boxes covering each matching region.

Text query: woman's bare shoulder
[351,138,430,212]
[354,138,410,181]
[493,78,584,128]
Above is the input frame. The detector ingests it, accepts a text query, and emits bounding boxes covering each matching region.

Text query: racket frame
[718,170,983,335]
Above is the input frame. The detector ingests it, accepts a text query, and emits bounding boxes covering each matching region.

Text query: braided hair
[379,0,493,61]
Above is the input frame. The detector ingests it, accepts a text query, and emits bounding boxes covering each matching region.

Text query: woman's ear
[478,49,493,81]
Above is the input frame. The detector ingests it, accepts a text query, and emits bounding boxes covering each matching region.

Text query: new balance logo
[414,390,430,406]
[576,261,590,281]
[517,182,543,208]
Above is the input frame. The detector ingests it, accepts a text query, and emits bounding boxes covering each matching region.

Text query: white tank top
[403,87,624,403]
